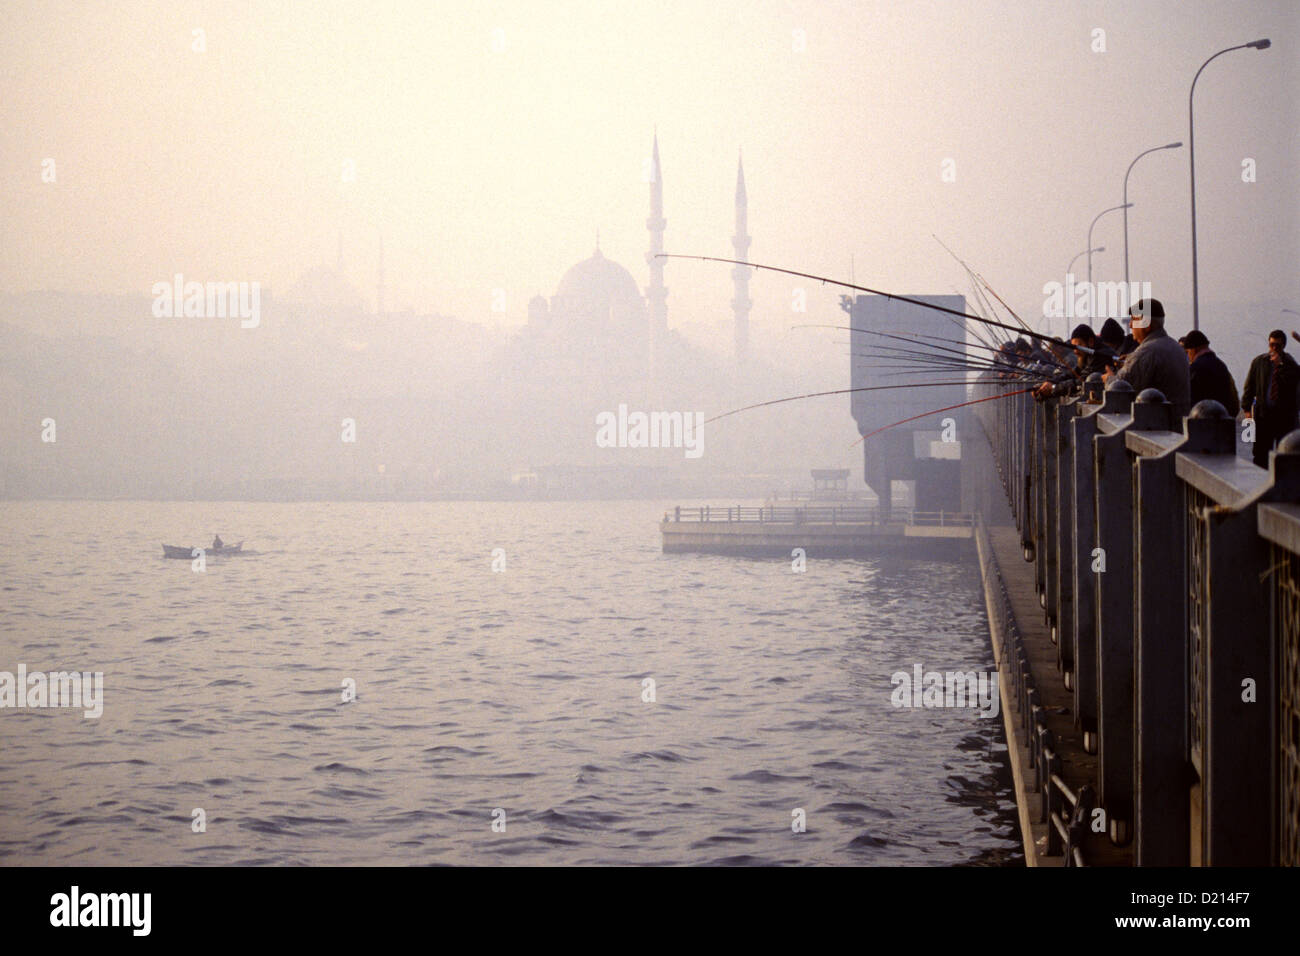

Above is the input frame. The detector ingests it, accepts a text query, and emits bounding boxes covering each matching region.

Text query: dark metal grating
[1272,545,1300,866]
[1186,487,1210,775]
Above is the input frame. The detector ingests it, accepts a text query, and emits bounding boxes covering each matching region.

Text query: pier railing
[663,505,974,527]
[975,515,1096,865]
[973,372,1300,866]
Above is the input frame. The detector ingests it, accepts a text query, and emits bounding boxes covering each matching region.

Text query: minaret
[732,151,752,360]
[645,133,667,338]
[376,233,385,316]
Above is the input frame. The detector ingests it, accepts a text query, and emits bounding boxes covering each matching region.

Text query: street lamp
[1068,246,1103,278]
[1189,38,1271,331]
[1088,204,1132,286]
[1059,246,1103,337]
[1123,142,1182,286]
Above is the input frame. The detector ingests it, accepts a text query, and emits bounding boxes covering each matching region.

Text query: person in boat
[212,535,224,550]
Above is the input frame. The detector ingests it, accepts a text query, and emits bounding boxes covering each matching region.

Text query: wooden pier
[660,505,973,558]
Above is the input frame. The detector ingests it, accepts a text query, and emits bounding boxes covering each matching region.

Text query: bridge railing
[975,514,1096,865]
[972,372,1300,866]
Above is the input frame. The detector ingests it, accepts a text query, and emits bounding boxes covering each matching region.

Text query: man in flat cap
[1180,329,1239,416]
[1103,298,1190,417]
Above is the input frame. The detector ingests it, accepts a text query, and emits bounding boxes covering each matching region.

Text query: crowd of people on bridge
[1010,298,1298,467]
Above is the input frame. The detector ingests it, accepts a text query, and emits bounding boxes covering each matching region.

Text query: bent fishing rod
[807,324,1081,369]
[850,388,1033,447]
[872,328,1076,370]
[949,285,1004,353]
[861,359,1053,381]
[659,254,1085,353]
[704,378,1037,425]
[859,357,1054,381]
[848,341,1059,377]
[933,235,1034,334]
[852,345,1030,372]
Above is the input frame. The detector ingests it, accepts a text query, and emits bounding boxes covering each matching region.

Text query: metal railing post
[1093,381,1144,845]
[1072,393,1110,753]
[1196,434,1300,863]
[1130,401,1217,865]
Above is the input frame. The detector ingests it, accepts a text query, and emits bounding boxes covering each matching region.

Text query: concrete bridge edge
[975,523,1059,867]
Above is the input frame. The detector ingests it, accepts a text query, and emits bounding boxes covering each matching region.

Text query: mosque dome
[284,266,366,317]
[553,249,644,326]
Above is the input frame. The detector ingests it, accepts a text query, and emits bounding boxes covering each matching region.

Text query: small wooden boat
[162,541,243,559]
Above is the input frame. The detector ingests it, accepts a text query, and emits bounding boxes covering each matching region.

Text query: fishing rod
[836,326,997,364]
[849,342,1053,376]
[870,326,1074,369]
[837,323,1066,393]
[852,345,1018,370]
[855,326,1074,369]
[848,343,1048,370]
[841,333,1001,370]
[851,388,1036,447]
[861,360,1051,382]
[933,235,1034,335]
[795,322,1089,363]
[873,369,1040,384]
[948,239,1054,345]
[704,379,1034,425]
[933,235,1034,336]
[966,278,1012,348]
[952,284,1004,353]
[858,355,1052,380]
[660,253,1081,352]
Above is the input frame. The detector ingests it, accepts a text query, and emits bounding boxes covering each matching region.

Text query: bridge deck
[985,525,1133,866]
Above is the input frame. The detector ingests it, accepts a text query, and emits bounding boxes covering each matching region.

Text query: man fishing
[1101,299,1190,418]
[1033,323,1117,399]
[660,251,1072,432]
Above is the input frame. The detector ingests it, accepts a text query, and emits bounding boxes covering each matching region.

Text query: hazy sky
[2,0,1296,346]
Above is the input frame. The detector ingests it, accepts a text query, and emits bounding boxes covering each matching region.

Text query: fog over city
[1,0,1296,497]
[5,0,1300,897]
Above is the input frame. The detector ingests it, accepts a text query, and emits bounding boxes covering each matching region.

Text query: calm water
[0,500,1020,865]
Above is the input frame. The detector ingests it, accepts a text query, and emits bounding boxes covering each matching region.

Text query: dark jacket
[1081,342,1117,377]
[1114,327,1191,418]
[1188,349,1239,416]
[1242,351,1300,426]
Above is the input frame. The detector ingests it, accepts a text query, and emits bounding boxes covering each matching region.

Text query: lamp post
[1088,204,1132,287]
[1068,247,1103,278]
[1189,38,1271,332]
[1123,142,1182,287]
[1060,247,1103,337]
